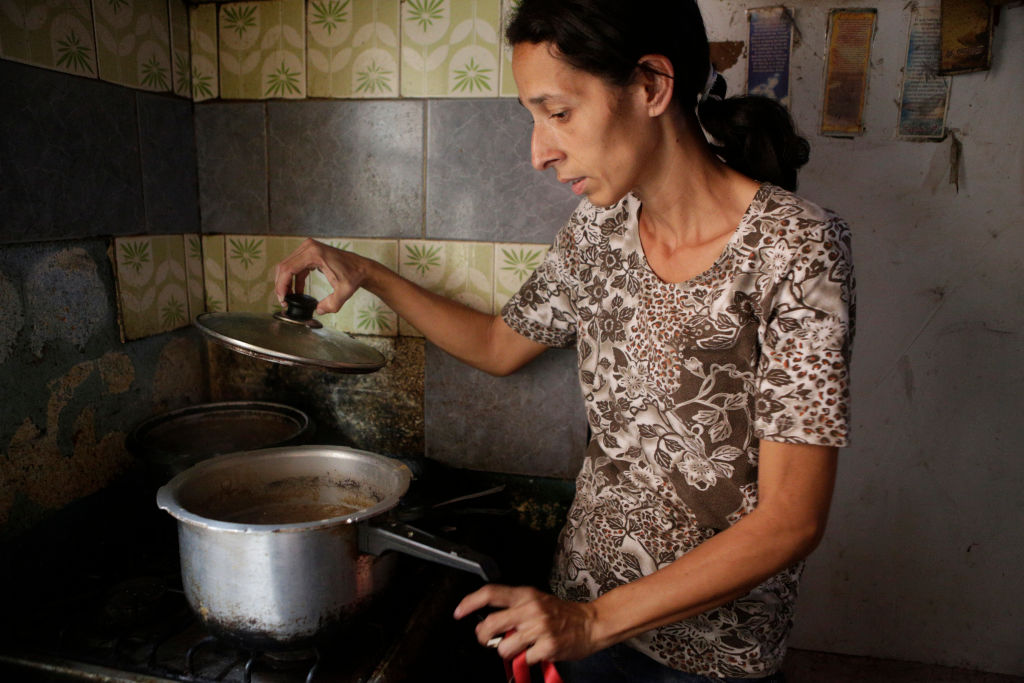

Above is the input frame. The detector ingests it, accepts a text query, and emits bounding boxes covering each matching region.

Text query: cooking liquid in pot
[191,475,382,525]
[220,501,365,524]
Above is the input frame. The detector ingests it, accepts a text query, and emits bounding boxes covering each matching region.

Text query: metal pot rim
[156,445,412,534]
[128,400,313,462]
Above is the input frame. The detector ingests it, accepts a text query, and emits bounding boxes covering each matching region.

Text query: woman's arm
[455,440,838,663]
[274,238,547,376]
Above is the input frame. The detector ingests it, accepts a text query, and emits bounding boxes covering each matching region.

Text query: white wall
[700,1,1024,675]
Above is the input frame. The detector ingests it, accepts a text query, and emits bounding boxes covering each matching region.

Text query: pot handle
[359,517,500,582]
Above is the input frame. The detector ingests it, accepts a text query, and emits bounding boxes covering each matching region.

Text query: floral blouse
[501,184,855,677]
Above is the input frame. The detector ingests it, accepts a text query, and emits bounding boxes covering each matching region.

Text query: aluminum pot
[128,401,313,485]
[156,445,498,650]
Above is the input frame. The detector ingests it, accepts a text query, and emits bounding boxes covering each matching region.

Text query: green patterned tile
[307,0,401,99]
[400,0,501,98]
[304,238,399,336]
[493,242,546,314]
[224,234,301,313]
[114,235,189,340]
[169,0,191,98]
[0,0,98,77]
[201,234,227,312]
[499,0,520,98]
[189,3,218,101]
[219,0,306,100]
[184,234,205,319]
[398,240,493,336]
[224,235,267,312]
[93,0,172,92]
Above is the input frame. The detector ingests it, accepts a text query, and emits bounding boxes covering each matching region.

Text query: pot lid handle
[274,293,322,329]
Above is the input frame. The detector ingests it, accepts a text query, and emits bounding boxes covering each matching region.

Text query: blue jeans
[555,644,786,683]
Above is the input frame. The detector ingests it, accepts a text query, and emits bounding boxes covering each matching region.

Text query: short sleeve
[501,229,578,349]
[754,213,855,447]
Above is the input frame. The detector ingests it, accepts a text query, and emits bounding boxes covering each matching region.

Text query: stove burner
[185,635,242,679]
[186,634,323,682]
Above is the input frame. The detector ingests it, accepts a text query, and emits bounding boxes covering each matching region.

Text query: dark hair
[506,0,809,190]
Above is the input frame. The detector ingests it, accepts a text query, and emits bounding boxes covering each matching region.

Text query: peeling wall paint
[0,240,209,538]
[98,350,135,395]
[1,353,132,525]
[25,248,108,357]
[709,40,745,72]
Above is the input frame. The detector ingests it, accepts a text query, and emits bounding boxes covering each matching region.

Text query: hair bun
[697,95,809,191]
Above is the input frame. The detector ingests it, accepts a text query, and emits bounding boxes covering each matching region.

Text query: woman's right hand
[274,238,546,377]
[273,238,368,315]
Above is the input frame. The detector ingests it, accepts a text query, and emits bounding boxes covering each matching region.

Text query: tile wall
[111,232,549,341]
[0,0,523,102]
[2,0,589,485]
[110,90,584,345]
[1,0,560,342]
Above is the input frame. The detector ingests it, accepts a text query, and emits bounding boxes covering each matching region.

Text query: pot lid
[194,294,386,373]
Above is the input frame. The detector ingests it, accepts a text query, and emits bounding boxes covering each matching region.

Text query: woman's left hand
[454,585,602,664]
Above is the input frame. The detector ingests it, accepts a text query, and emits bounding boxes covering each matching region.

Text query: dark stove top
[0,462,571,682]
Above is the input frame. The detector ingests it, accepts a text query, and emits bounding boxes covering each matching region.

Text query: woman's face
[511,41,658,208]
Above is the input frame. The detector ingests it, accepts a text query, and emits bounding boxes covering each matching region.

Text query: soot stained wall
[0,59,204,538]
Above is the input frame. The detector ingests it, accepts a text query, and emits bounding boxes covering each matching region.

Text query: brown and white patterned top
[502,183,855,677]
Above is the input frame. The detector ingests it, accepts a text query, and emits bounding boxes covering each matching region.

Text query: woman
[275,1,854,680]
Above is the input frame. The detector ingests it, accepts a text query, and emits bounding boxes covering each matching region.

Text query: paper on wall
[898,3,951,140]
[820,9,876,136]
[939,0,994,75]
[746,7,794,108]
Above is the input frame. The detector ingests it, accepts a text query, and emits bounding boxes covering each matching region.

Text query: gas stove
[0,463,570,682]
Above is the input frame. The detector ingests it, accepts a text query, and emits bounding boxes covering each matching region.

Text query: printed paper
[821,9,876,136]
[898,4,951,140]
[939,0,994,74]
[747,7,794,107]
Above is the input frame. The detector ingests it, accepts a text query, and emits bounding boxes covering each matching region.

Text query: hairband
[699,64,723,103]
[696,64,725,147]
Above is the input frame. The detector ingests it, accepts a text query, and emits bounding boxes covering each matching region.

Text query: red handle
[509,651,563,683]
